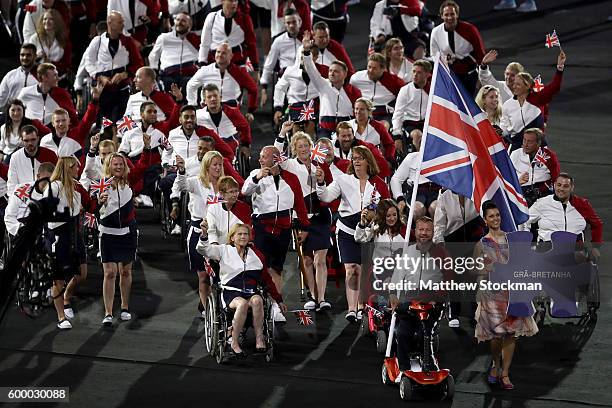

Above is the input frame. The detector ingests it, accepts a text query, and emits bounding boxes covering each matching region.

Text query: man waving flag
[411,54,529,233]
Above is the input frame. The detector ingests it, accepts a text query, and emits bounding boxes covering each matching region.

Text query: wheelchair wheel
[204,290,218,354]
[179,193,190,252]
[376,330,387,355]
[587,264,600,318]
[0,229,10,270]
[215,308,228,364]
[265,342,274,363]
[441,374,455,400]
[381,362,393,386]
[399,376,413,401]
[152,181,162,223]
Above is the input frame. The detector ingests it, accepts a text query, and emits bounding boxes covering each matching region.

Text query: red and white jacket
[270,0,312,37]
[83,33,144,88]
[7,146,57,195]
[261,33,302,88]
[348,118,395,162]
[349,70,405,109]
[162,125,234,165]
[107,0,160,43]
[199,9,259,69]
[316,173,390,235]
[273,61,326,108]
[196,105,251,148]
[501,71,563,139]
[430,20,485,75]
[39,102,99,159]
[124,90,176,122]
[242,169,310,232]
[186,63,258,112]
[303,51,361,129]
[391,81,429,134]
[370,0,421,38]
[510,146,560,187]
[524,194,586,242]
[206,200,252,244]
[148,30,200,72]
[196,240,283,303]
[17,85,78,126]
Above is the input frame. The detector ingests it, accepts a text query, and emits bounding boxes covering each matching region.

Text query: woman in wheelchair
[196,222,287,357]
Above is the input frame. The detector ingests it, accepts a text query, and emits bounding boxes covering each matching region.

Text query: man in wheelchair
[388,216,452,372]
[196,222,287,357]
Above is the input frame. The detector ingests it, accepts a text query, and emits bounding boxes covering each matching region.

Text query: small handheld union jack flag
[90,176,114,195]
[116,115,137,134]
[532,147,550,166]
[83,212,97,228]
[298,99,316,122]
[368,185,380,210]
[15,183,31,202]
[365,304,384,319]
[533,75,544,92]
[293,310,314,326]
[310,143,328,164]
[273,152,288,165]
[160,136,171,150]
[545,30,561,48]
[244,57,254,73]
[102,117,114,128]
[206,194,225,205]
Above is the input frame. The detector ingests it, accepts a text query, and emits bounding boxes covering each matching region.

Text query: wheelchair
[15,233,55,318]
[155,179,190,252]
[382,302,454,401]
[204,283,276,364]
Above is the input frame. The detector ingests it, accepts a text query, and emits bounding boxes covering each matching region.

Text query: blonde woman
[315,145,391,322]
[274,129,333,311]
[476,85,503,126]
[349,98,396,164]
[29,9,71,75]
[45,157,95,329]
[197,223,286,356]
[97,134,158,327]
[501,51,566,151]
[176,150,225,313]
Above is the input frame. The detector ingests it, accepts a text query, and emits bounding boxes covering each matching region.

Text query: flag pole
[401,54,441,253]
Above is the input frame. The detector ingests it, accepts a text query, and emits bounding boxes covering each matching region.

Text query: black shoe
[231,348,247,359]
[197,301,204,313]
[255,346,267,354]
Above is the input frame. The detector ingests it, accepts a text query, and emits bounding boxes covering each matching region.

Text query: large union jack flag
[418,56,529,231]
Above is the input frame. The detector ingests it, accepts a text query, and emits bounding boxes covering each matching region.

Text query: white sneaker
[448,318,460,328]
[140,195,154,208]
[356,309,363,320]
[120,309,132,321]
[134,195,143,206]
[272,303,286,323]
[304,300,317,310]
[493,0,517,10]
[102,315,113,326]
[64,306,74,320]
[345,311,357,323]
[517,0,537,12]
[171,224,182,236]
[57,319,72,330]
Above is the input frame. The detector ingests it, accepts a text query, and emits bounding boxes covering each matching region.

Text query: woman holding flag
[45,156,96,330]
[175,150,227,315]
[275,124,333,311]
[315,145,390,322]
[96,133,158,327]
